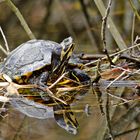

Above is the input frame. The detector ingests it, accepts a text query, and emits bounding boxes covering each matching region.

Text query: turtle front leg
[38,71,51,101]
[37,71,67,104]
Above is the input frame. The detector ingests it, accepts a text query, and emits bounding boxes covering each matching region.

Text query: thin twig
[84,42,140,66]
[120,54,140,64]
[101,0,112,49]
[107,92,128,102]
[111,65,132,73]
[94,0,127,50]
[48,72,68,89]
[56,85,87,93]
[92,86,104,115]
[104,93,114,140]
[45,88,67,105]
[101,0,114,66]
[131,14,136,45]
[0,26,10,53]
[106,71,126,89]
[128,0,140,21]
[114,127,140,138]
[0,43,8,55]
[113,98,140,107]
[92,59,101,83]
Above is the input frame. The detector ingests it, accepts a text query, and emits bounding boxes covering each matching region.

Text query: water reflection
[0,76,140,140]
[0,70,92,139]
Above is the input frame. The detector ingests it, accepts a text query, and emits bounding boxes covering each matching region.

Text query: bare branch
[0,26,10,53]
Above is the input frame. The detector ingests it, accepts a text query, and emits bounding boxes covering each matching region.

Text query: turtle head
[60,37,74,61]
[51,37,75,75]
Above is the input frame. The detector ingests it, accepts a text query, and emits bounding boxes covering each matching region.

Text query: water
[0,84,140,140]
[0,1,140,139]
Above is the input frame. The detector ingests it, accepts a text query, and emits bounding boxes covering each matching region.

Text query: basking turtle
[0,37,74,87]
[0,37,91,135]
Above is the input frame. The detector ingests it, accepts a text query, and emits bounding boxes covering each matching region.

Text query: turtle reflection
[10,81,90,134]
[9,68,90,134]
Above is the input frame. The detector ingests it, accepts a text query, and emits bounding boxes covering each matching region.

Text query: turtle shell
[0,39,63,79]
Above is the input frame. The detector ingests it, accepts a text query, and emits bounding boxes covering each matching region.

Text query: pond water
[0,1,140,139]
[0,83,140,140]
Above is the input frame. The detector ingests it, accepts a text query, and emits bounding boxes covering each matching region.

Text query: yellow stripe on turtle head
[60,37,74,61]
[71,72,80,82]
[61,43,74,61]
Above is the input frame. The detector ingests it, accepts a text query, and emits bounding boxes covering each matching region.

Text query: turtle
[0,37,74,87]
